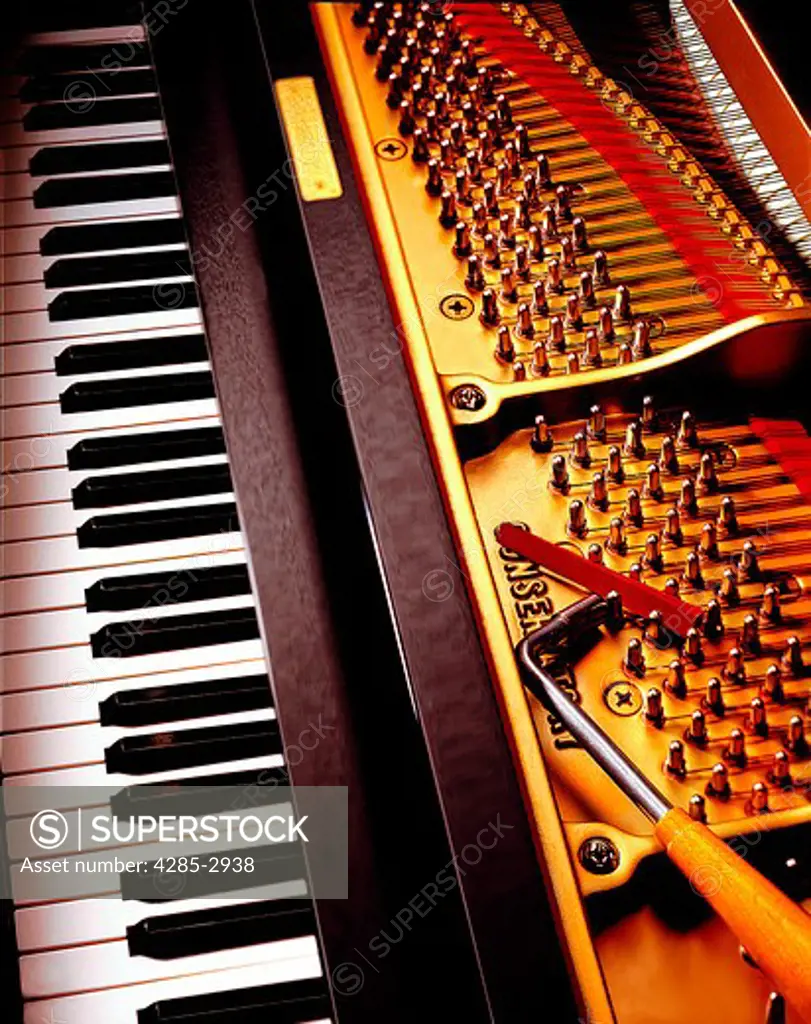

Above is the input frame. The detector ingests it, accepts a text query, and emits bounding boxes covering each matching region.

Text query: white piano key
[22,959,324,1024]
[1,245,188,293]
[1,658,268,732]
[28,26,148,46]
[5,274,195,315]
[21,935,317,999]
[3,210,177,257]
[2,705,275,775]
[15,880,306,951]
[0,547,245,617]
[1,413,222,471]
[3,192,179,229]
[1,395,216,441]
[0,323,201,376]
[0,637,266,694]
[0,529,245,580]
[0,132,167,175]
[2,118,169,149]
[0,593,255,656]
[1,304,203,345]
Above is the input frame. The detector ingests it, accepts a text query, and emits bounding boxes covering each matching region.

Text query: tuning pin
[541,204,558,241]
[523,172,538,209]
[495,325,515,363]
[708,761,730,799]
[439,137,455,170]
[665,577,680,599]
[613,284,632,322]
[480,287,500,326]
[629,562,643,581]
[642,610,663,647]
[439,190,457,227]
[496,92,512,128]
[531,415,554,453]
[498,211,514,248]
[750,782,769,813]
[677,410,699,449]
[568,498,588,537]
[607,446,624,484]
[514,194,531,231]
[412,127,430,163]
[589,471,609,511]
[424,108,441,143]
[483,232,500,268]
[565,293,582,331]
[659,436,678,474]
[484,110,501,146]
[684,627,703,664]
[476,64,495,99]
[465,146,482,183]
[727,727,746,765]
[387,70,405,110]
[434,89,450,122]
[762,663,784,703]
[560,235,577,270]
[353,1,374,28]
[737,540,760,581]
[515,122,531,159]
[782,635,804,676]
[706,677,724,715]
[666,739,686,776]
[720,567,740,605]
[462,100,478,131]
[593,249,610,286]
[514,302,533,338]
[535,152,552,187]
[724,646,746,684]
[572,216,588,252]
[644,533,663,572]
[515,245,531,281]
[741,613,761,654]
[532,280,549,316]
[699,521,719,560]
[689,710,708,745]
[717,495,739,536]
[496,161,512,197]
[636,396,653,434]
[607,516,627,554]
[465,254,485,292]
[749,697,768,737]
[644,462,664,501]
[547,315,565,352]
[772,749,792,785]
[587,542,603,564]
[504,140,521,178]
[760,584,781,623]
[579,272,595,309]
[454,220,472,258]
[645,686,664,725]
[625,637,646,675]
[625,488,643,528]
[624,418,645,458]
[587,404,606,441]
[617,342,633,365]
[666,659,687,697]
[688,794,707,822]
[787,715,807,754]
[550,454,570,492]
[500,266,517,302]
[528,225,545,263]
[483,178,499,215]
[546,258,563,294]
[598,306,614,342]
[606,590,624,630]
[477,129,493,167]
[426,159,444,197]
[703,598,724,639]
[698,452,718,494]
[631,320,652,360]
[398,96,416,136]
[531,342,550,377]
[571,431,591,467]
[555,184,572,221]
[512,360,527,381]
[660,508,684,547]
[678,477,698,517]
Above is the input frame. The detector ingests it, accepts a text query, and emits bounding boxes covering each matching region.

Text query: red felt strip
[454,4,757,321]
[496,522,703,636]
[751,417,811,499]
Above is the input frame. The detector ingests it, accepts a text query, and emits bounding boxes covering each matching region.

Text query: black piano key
[23,96,162,132]
[47,251,191,289]
[17,43,150,75]
[41,218,186,256]
[77,501,239,548]
[67,426,225,471]
[60,371,213,413]
[91,605,258,657]
[99,673,271,727]
[48,281,198,322]
[137,977,331,1024]
[127,899,316,960]
[20,69,158,104]
[56,334,206,375]
[111,767,290,819]
[86,564,251,613]
[35,170,176,209]
[104,717,278,774]
[30,140,171,176]
[22,1,145,31]
[72,463,232,509]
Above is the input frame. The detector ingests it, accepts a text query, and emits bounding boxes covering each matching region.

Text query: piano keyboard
[1,11,332,1024]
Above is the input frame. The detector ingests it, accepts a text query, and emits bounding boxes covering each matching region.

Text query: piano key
[67,425,225,470]
[19,934,318,999]
[55,332,207,374]
[15,41,150,75]
[90,606,258,657]
[15,882,307,951]
[5,212,181,256]
[2,116,169,150]
[78,501,239,548]
[1,166,168,204]
[48,280,198,321]
[21,962,325,1024]
[87,563,251,611]
[72,463,233,508]
[1,297,201,344]
[2,707,276,775]
[29,137,171,175]
[20,67,158,103]
[45,249,192,287]
[3,193,179,229]
[23,95,162,132]
[25,23,147,45]
[35,169,177,209]
[1,660,268,732]
[61,370,213,413]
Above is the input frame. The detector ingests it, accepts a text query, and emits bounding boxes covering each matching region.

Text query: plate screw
[450,384,486,411]
[440,293,475,320]
[578,836,620,875]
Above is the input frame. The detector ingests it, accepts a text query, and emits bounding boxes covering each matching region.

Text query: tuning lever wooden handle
[656,808,811,1022]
